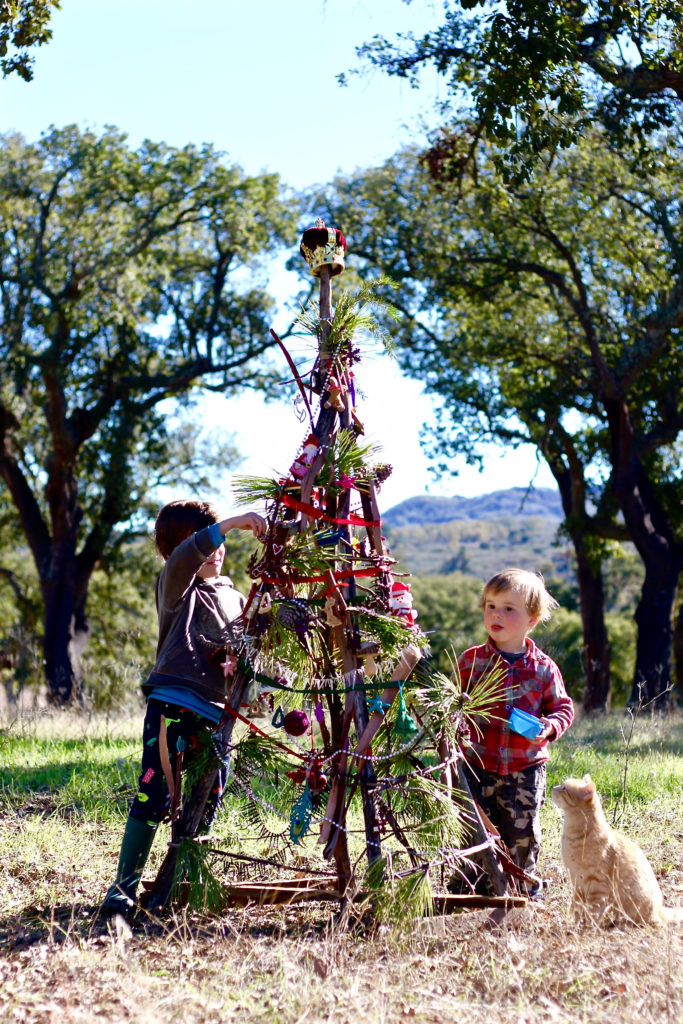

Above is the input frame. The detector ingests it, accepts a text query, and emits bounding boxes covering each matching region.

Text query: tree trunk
[575,545,611,713]
[630,560,678,707]
[41,582,79,704]
[40,487,87,704]
[542,434,612,712]
[672,599,683,703]
[607,397,680,707]
[41,572,90,704]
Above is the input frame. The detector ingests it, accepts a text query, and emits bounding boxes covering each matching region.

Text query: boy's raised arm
[219,513,267,539]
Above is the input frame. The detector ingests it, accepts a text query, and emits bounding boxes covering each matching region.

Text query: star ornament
[221,653,237,677]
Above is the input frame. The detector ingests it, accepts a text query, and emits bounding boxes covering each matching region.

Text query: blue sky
[2,0,557,508]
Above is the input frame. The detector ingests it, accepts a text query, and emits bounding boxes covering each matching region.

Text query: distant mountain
[380,488,569,579]
[383,487,563,528]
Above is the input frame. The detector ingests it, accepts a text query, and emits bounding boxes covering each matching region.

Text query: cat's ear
[578,777,596,800]
[582,773,592,782]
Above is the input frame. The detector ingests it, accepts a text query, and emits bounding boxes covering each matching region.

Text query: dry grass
[1,708,682,1023]
[2,892,682,1024]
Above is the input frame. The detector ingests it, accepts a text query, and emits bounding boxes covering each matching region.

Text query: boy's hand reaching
[529,716,556,745]
[220,513,267,539]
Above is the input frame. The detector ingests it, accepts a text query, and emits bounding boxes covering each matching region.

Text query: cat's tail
[660,906,683,926]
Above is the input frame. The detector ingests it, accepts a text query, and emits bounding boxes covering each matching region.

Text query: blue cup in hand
[509,707,542,739]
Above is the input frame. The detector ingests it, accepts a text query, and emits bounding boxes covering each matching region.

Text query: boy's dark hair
[155,499,220,559]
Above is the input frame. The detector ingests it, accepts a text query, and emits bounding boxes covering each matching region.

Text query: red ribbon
[281,492,381,528]
[262,566,384,586]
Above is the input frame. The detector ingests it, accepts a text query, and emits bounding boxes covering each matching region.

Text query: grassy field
[1,704,682,1024]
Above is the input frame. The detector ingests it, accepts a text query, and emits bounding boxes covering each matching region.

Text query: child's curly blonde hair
[479,568,559,624]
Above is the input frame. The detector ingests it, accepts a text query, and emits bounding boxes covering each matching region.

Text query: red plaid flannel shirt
[458,636,574,776]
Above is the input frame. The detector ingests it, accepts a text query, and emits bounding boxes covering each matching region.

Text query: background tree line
[2,1,683,713]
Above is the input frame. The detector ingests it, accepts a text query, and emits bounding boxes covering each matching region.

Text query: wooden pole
[149,226,383,913]
[317,264,333,386]
[312,262,382,884]
[455,761,510,896]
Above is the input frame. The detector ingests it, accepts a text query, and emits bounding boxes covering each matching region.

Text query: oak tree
[316,128,683,707]
[0,126,296,702]
[355,1,683,177]
[1,0,60,80]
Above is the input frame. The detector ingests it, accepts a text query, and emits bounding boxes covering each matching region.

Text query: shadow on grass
[0,759,135,818]
[0,901,103,950]
[0,896,335,952]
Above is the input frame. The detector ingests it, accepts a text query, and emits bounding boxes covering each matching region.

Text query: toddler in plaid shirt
[458,568,574,895]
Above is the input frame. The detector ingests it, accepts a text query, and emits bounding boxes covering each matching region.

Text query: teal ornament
[368,694,391,716]
[314,527,344,548]
[290,782,313,844]
[393,684,419,740]
[272,706,285,729]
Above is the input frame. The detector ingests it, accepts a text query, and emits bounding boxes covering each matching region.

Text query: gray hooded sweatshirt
[141,526,246,704]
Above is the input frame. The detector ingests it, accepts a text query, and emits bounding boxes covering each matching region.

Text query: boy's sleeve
[157,528,219,609]
[207,522,225,550]
[542,661,574,739]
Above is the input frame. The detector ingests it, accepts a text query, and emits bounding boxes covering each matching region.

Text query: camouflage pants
[462,761,547,881]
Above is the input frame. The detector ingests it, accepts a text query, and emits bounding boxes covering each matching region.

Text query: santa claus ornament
[388,580,419,628]
[299,219,347,277]
[289,434,319,482]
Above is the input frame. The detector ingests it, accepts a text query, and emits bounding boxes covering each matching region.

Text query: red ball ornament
[307,766,328,792]
[283,709,310,737]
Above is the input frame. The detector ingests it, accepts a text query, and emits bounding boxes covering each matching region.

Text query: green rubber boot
[101,817,157,918]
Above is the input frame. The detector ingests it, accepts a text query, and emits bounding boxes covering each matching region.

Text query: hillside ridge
[383,487,562,528]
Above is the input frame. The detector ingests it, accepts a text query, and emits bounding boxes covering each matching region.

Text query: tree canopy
[0,126,296,702]
[314,123,683,704]
[355,1,683,176]
[0,0,60,80]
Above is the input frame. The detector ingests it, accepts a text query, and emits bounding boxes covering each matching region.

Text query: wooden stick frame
[147,227,517,916]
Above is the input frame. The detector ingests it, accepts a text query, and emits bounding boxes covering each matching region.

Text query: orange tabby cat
[552,774,683,926]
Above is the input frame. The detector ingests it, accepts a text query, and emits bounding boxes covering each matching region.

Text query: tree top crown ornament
[300,218,347,277]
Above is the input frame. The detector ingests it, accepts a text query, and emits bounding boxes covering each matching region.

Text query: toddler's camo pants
[129,698,226,830]
[462,761,546,884]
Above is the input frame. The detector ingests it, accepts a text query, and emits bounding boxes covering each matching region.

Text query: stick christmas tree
[147,222,516,918]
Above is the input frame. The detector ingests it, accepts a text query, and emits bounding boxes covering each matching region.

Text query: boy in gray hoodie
[102,499,265,917]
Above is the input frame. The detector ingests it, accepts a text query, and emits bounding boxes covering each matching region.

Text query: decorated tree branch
[148,222,520,919]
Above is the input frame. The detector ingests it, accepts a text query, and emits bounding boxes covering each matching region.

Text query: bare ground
[1,842,682,1024]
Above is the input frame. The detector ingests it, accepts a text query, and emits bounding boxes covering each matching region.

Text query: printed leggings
[129,698,227,829]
